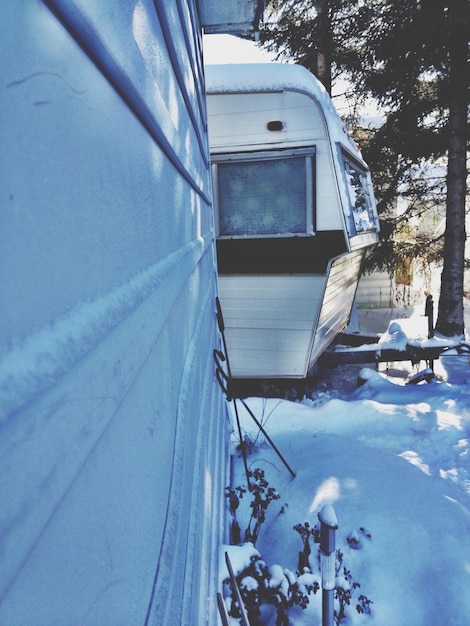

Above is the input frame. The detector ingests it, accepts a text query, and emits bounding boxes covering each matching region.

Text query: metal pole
[424,294,435,371]
[215,297,295,481]
[318,504,338,626]
[215,298,251,487]
[425,294,434,338]
[240,398,296,479]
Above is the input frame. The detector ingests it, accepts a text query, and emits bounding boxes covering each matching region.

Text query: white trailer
[206,63,380,384]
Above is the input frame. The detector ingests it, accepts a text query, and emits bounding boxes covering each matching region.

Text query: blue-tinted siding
[0,1,228,623]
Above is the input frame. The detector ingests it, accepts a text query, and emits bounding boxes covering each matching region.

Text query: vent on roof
[267,120,284,131]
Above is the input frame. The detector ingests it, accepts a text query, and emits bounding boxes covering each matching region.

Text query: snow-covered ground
[221,304,470,625]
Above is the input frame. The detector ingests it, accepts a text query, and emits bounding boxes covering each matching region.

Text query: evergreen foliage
[260,0,469,334]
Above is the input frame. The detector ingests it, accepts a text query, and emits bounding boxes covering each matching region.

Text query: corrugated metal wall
[0,1,228,623]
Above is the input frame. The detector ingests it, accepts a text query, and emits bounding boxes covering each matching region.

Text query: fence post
[424,294,435,371]
[318,504,338,626]
[425,294,434,339]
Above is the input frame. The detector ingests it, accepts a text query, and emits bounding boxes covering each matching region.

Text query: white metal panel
[205,63,360,156]
[219,275,325,377]
[0,2,227,625]
[308,251,365,369]
[315,139,344,232]
[207,91,324,151]
[207,90,343,231]
[356,271,394,309]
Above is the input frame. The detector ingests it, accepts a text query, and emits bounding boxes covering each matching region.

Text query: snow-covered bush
[222,538,373,625]
[224,552,320,625]
[293,521,318,572]
[224,470,373,624]
[293,521,373,624]
[334,548,373,624]
[225,467,280,546]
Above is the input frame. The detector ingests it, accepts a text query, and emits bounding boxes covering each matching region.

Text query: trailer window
[212,149,315,238]
[341,154,377,234]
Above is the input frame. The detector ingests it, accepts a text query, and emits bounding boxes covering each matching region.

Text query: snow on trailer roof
[205,63,360,155]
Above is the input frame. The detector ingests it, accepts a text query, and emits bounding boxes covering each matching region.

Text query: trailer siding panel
[0,2,228,624]
[308,251,365,369]
[219,275,325,377]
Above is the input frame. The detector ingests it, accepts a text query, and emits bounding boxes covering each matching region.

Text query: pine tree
[260,0,469,336]
[434,0,468,337]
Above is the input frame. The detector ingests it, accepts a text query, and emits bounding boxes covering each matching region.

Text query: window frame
[211,148,316,239]
[339,149,378,237]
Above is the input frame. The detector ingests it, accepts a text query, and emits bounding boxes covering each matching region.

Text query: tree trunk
[314,0,332,94]
[435,0,468,338]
